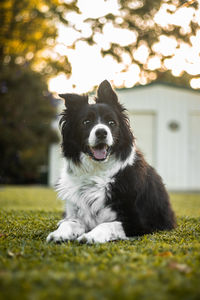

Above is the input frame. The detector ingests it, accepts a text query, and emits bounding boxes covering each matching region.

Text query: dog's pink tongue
[93,148,107,160]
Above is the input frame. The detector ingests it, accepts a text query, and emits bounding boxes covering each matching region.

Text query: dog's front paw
[46,220,84,243]
[77,222,128,244]
[46,229,75,243]
[77,232,109,244]
[77,226,112,244]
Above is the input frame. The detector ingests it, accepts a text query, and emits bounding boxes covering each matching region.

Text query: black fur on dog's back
[108,150,176,237]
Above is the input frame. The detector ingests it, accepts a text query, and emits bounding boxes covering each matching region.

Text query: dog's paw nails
[46,232,61,243]
[77,234,95,244]
[77,234,88,244]
[46,230,68,243]
[46,233,53,243]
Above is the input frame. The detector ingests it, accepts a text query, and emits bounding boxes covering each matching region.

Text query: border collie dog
[47,80,176,244]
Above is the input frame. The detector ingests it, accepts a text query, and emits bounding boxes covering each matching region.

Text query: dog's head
[59,80,134,164]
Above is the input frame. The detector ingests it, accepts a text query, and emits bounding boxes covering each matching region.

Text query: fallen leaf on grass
[7,250,15,258]
[112,265,121,273]
[7,250,24,258]
[168,262,192,274]
[0,233,7,238]
[157,251,173,257]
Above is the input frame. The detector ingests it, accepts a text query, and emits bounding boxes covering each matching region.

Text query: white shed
[48,82,200,191]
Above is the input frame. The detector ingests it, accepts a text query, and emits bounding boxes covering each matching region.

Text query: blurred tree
[0,64,59,183]
[73,0,200,87]
[0,0,79,183]
[0,0,79,76]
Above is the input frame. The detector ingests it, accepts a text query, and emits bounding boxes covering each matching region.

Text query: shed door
[188,113,200,189]
[129,112,156,166]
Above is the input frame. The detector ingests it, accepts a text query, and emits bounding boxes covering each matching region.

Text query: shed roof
[116,81,200,94]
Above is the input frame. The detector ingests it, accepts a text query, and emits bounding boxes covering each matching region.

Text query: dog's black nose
[95,129,107,139]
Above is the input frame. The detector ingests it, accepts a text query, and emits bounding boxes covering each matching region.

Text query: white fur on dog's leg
[46,220,85,243]
[77,221,128,244]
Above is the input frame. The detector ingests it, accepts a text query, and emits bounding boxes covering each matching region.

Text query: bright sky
[48,0,200,94]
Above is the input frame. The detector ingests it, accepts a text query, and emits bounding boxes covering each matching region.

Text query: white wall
[188,113,200,189]
[129,112,156,166]
[48,143,63,187]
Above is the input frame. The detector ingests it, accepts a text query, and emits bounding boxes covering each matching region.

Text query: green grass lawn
[0,186,200,300]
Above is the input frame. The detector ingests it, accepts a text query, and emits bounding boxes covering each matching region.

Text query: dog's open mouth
[89,143,110,161]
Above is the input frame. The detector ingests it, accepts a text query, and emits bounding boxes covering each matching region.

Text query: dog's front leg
[77,221,128,244]
[46,219,85,243]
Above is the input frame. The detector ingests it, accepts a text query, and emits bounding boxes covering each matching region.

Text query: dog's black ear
[97,80,118,105]
[59,93,88,108]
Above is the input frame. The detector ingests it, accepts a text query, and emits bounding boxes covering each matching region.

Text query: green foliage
[0,0,79,183]
[0,0,79,76]
[0,65,58,183]
[0,187,200,299]
[77,0,200,86]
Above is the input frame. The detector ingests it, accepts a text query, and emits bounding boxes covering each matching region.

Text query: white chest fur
[56,149,135,231]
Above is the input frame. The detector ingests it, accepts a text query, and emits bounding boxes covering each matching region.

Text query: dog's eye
[83,120,91,126]
[108,120,116,126]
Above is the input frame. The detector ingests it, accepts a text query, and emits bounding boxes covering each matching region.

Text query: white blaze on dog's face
[88,123,114,161]
[81,103,120,162]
